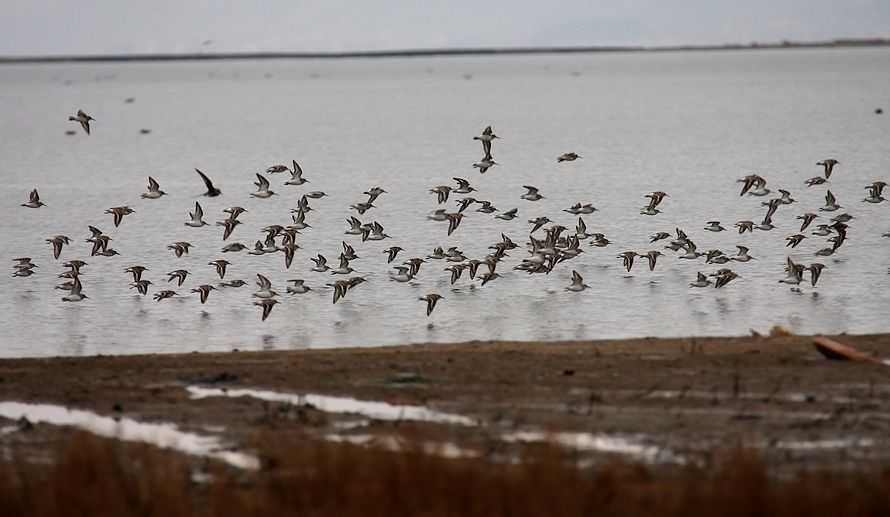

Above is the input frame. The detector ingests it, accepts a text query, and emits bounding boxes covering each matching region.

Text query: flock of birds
[11,112,890,323]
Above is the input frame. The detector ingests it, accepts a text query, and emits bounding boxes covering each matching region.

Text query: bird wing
[148,176,160,191]
[195,169,216,191]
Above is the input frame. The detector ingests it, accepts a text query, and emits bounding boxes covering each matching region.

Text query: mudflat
[2,333,889,473]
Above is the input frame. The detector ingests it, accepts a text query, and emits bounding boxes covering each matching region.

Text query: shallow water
[0,401,259,469]
[1,48,889,357]
[187,386,475,425]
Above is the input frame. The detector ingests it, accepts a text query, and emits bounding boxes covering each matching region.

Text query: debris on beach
[813,337,880,363]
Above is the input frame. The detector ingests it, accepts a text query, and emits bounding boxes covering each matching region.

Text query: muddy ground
[1,333,889,474]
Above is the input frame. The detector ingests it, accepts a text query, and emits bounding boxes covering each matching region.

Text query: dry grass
[1,432,889,516]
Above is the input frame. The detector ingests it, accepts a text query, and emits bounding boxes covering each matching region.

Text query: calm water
[1,48,889,358]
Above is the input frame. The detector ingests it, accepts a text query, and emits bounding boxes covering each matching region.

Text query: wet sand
[2,333,890,473]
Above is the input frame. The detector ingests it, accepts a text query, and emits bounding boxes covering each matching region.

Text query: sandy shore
[2,333,890,474]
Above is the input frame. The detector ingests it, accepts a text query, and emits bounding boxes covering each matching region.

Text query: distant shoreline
[2,38,888,64]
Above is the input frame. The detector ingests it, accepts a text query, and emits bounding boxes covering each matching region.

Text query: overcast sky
[2,1,889,56]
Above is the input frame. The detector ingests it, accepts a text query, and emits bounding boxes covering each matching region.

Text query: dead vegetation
[1,432,889,516]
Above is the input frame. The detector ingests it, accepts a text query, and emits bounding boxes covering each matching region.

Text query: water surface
[1,48,889,357]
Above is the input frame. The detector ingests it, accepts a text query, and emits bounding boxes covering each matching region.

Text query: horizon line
[1,37,888,64]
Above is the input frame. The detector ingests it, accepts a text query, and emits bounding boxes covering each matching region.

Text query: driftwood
[813,337,880,363]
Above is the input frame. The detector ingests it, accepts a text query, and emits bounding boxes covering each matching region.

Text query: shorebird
[797,213,818,232]
[754,215,775,231]
[479,271,500,286]
[105,206,134,227]
[251,173,276,198]
[557,153,581,162]
[327,280,349,304]
[184,202,207,227]
[642,251,662,271]
[805,176,827,187]
[63,259,86,272]
[253,274,276,298]
[650,232,671,243]
[331,256,354,275]
[644,191,668,211]
[618,251,637,272]
[341,242,359,261]
[735,221,754,234]
[216,218,241,240]
[383,246,403,264]
[453,177,476,194]
[209,260,230,279]
[590,234,611,247]
[191,284,216,304]
[364,187,387,203]
[285,161,309,186]
[223,206,247,219]
[446,213,464,236]
[731,246,754,262]
[566,270,588,292]
[808,263,827,286]
[473,153,497,174]
[153,290,177,301]
[738,174,767,196]
[456,197,477,213]
[690,272,711,288]
[266,163,289,173]
[704,221,725,232]
[475,200,497,213]
[404,258,426,277]
[529,216,550,233]
[473,125,498,145]
[62,278,89,301]
[286,279,311,294]
[496,208,518,221]
[430,186,452,204]
[305,191,327,199]
[68,109,95,134]
[521,186,544,201]
[420,294,443,316]
[141,177,166,199]
[307,254,328,272]
[786,234,806,248]
[254,299,278,321]
[817,159,839,179]
[564,203,596,215]
[864,182,887,203]
[820,190,840,211]
[391,266,413,283]
[777,189,795,205]
[281,242,299,268]
[220,242,247,253]
[811,224,832,236]
[195,169,221,197]
[221,279,247,288]
[130,280,152,295]
[350,201,375,214]
[46,235,70,260]
[167,269,189,286]
[21,189,45,208]
[167,241,192,257]
[779,257,804,285]
[815,247,835,257]
[714,270,740,289]
[445,264,465,284]
[124,265,148,282]
[428,209,448,222]
[678,241,703,260]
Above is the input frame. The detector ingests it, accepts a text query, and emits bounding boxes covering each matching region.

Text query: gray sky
[2,0,889,56]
